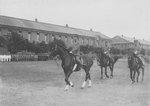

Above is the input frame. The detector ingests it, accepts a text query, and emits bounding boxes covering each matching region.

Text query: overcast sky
[0,0,150,40]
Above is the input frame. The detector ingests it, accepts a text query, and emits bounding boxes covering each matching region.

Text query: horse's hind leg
[88,72,92,87]
[81,71,88,89]
[105,67,109,78]
[100,67,103,79]
[110,65,114,78]
[130,69,133,82]
[81,67,92,89]
[136,70,140,83]
[64,78,70,91]
[81,78,87,89]
[64,71,73,91]
[132,70,136,84]
[141,67,144,82]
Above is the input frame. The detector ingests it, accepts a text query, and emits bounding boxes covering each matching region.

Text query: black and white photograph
[0,0,150,106]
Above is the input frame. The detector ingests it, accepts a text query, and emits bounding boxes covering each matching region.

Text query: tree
[6,31,27,54]
[79,45,95,54]
[0,36,7,47]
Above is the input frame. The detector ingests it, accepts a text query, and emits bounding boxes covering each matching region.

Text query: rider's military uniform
[69,49,83,72]
[133,50,143,66]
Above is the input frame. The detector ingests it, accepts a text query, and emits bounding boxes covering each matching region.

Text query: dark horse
[50,39,93,91]
[95,48,120,79]
[128,53,144,83]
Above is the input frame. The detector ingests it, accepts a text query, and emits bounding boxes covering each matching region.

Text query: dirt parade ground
[0,59,150,106]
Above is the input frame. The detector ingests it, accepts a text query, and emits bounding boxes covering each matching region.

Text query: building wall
[30,32,37,42]
[111,43,134,50]
[141,44,150,50]
[0,26,111,49]
[1,28,9,36]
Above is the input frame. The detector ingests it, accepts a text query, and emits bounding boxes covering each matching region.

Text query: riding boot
[137,56,143,66]
[74,64,81,72]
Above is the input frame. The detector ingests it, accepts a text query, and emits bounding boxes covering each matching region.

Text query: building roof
[112,35,150,45]
[137,39,150,45]
[111,35,134,44]
[0,15,110,39]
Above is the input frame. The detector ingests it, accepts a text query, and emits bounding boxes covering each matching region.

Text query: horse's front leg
[100,66,104,79]
[64,71,73,91]
[110,65,114,78]
[130,69,133,82]
[105,66,109,78]
[136,69,140,83]
[132,70,136,84]
[141,67,144,82]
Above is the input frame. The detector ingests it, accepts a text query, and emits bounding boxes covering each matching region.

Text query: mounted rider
[104,48,111,58]
[133,50,143,66]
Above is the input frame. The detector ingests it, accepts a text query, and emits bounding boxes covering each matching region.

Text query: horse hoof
[88,85,91,88]
[110,76,113,79]
[64,89,68,91]
[70,84,74,87]
[70,82,74,87]
[106,76,109,78]
[81,87,84,89]
[64,85,69,91]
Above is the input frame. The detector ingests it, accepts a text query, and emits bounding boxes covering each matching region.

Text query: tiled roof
[0,15,110,39]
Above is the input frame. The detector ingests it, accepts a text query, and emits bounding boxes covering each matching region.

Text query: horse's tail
[113,56,119,64]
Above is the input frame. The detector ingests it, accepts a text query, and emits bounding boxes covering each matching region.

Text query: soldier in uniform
[104,48,111,58]
[69,46,83,71]
[133,50,143,66]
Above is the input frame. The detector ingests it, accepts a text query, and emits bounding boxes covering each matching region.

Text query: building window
[51,34,55,41]
[18,30,22,37]
[105,41,108,47]
[71,37,73,44]
[28,32,31,41]
[58,35,61,40]
[7,29,11,35]
[18,30,22,34]
[74,39,76,43]
[83,38,86,44]
[74,37,78,44]
[37,32,40,42]
[65,36,68,42]
[89,39,91,45]
[45,34,47,44]
[81,38,83,44]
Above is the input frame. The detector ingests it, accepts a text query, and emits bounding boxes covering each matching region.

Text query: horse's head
[50,38,69,59]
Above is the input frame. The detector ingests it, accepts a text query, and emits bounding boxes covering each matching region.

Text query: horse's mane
[53,38,70,53]
[54,39,67,48]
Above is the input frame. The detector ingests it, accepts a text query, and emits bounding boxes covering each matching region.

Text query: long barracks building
[0,15,111,49]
